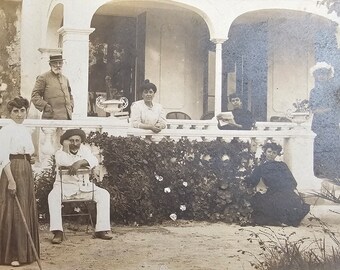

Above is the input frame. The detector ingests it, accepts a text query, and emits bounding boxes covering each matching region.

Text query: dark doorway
[88,15,144,116]
[222,22,268,121]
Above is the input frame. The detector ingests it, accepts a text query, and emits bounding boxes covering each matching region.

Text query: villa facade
[1,0,340,193]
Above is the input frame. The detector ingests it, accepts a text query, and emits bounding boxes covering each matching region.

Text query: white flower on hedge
[154,173,163,182]
[180,205,186,211]
[170,157,177,163]
[182,181,188,187]
[170,213,177,221]
[164,187,171,193]
[74,207,81,213]
[239,167,246,172]
[202,154,211,161]
[221,154,230,161]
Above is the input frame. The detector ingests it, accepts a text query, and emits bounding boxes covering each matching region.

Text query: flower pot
[96,96,129,118]
[291,112,310,125]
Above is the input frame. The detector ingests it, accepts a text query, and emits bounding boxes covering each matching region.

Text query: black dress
[245,160,310,226]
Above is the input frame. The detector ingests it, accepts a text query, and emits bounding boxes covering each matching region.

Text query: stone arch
[222,8,338,121]
[82,0,218,40]
[225,5,339,38]
[45,3,64,48]
[85,0,214,119]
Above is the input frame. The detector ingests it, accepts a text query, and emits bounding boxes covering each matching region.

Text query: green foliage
[0,3,21,117]
[86,132,255,225]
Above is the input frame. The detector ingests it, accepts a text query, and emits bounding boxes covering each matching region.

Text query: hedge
[35,132,256,226]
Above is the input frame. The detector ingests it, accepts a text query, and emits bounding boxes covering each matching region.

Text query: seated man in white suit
[48,129,112,244]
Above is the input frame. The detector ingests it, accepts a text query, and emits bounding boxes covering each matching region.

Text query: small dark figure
[216,93,255,130]
[245,142,310,226]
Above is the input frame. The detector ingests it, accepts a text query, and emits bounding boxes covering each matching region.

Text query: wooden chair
[59,167,95,234]
[166,111,191,120]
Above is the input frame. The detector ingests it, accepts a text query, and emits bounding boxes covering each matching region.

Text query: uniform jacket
[31,71,74,120]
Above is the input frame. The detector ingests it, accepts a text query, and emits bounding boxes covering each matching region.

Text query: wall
[145,9,208,120]
[267,15,325,120]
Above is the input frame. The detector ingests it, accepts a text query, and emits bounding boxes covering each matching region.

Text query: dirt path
[0,215,339,270]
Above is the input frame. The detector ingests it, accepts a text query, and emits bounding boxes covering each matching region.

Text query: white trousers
[48,185,111,232]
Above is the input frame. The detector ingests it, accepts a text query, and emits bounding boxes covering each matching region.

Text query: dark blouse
[218,108,255,130]
[246,160,297,192]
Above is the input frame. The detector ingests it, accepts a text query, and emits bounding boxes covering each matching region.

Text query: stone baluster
[40,127,58,168]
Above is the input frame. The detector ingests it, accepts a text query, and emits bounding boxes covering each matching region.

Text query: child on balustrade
[216,93,255,130]
[244,142,310,227]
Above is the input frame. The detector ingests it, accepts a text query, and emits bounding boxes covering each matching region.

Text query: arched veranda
[222,9,338,121]
[87,1,211,119]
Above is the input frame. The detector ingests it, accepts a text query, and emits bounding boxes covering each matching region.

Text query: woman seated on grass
[245,142,310,226]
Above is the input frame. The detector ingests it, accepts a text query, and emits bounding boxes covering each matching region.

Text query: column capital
[210,38,227,44]
[38,47,62,55]
[58,27,95,38]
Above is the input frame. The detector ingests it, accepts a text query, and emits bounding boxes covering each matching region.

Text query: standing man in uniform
[31,54,74,120]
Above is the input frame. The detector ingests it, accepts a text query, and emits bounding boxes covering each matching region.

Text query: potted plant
[290,99,310,125]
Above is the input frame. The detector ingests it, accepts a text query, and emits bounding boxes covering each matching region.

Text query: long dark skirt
[314,132,340,179]
[251,189,310,227]
[0,159,40,265]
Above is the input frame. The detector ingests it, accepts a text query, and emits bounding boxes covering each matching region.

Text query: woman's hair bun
[144,79,150,84]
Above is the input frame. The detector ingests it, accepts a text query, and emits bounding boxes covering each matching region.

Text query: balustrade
[0,118,321,192]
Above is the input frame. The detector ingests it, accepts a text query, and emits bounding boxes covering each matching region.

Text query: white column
[20,0,44,102]
[336,25,340,49]
[211,39,226,116]
[283,126,321,192]
[58,27,95,119]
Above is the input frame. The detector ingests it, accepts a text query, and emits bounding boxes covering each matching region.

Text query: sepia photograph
[0,0,339,269]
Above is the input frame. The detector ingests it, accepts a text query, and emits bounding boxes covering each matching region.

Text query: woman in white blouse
[0,96,40,267]
[130,79,166,133]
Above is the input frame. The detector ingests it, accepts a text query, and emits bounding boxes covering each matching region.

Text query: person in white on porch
[309,62,340,179]
[130,79,167,133]
[48,129,112,244]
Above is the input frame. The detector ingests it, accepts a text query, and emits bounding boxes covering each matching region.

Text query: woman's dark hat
[49,54,64,62]
[60,129,86,144]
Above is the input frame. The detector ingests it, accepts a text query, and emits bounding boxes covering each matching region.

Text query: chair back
[166,111,191,120]
[59,167,95,202]
[200,111,214,120]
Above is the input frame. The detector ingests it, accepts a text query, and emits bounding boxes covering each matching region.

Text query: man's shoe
[51,230,63,244]
[94,231,113,240]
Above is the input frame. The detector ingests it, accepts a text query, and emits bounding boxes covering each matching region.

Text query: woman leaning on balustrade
[130,79,167,133]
